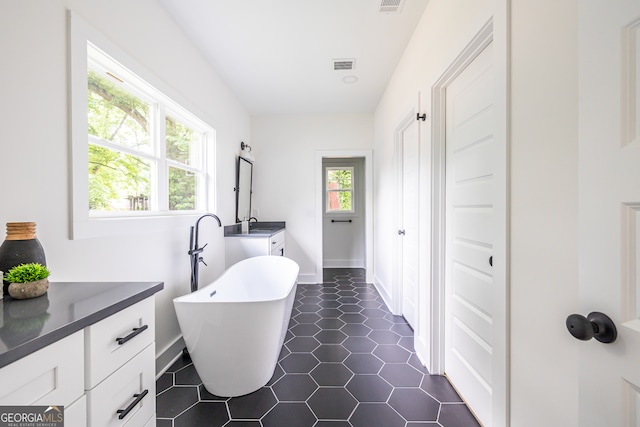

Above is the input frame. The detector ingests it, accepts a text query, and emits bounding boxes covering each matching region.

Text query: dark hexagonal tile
[198,384,229,401]
[174,363,202,385]
[315,422,352,427]
[380,364,423,387]
[349,403,405,427]
[368,329,401,345]
[298,304,322,313]
[293,313,322,323]
[156,386,199,418]
[310,363,353,386]
[314,329,348,344]
[360,308,387,319]
[338,304,363,313]
[421,375,463,403]
[388,388,440,421]
[340,323,372,337]
[346,375,393,402]
[408,353,429,374]
[356,293,378,301]
[340,313,367,323]
[173,402,229,427]
[318,308,343,318]
[319,299,341,308]
[308,388,358,419]
[228,387,277,419]
[338,296,360,304]
[438,403,482,427]
[343,353,384,374]
[312,344,351,362]
[280,353,319,373]
[156,372,173,394]
[285,336,320,352]
[398,336,415,351]
[272,374,318,401]
[225,422,262,426]
[337,290,358,297]
[262,402,316,427]
[315,318,345,329]
[358,300,383,309]
[364,317,393,330]
[373,344,411,363]
[342,336,377,353]
[390,321,414,336]
[291,323,322,337]
[300,296,322,304]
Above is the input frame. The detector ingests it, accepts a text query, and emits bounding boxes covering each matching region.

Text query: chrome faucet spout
[189,213,222,293]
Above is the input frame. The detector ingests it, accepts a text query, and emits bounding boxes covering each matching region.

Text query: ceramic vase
[0,222,47,296]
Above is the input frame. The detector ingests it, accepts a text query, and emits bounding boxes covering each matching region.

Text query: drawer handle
[117,389,149,420]
[116,325,148,345]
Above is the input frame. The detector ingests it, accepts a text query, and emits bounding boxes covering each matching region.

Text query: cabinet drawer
[86,344,155,427]
[270,230,285,250]
[65,395,87,427]
[0,331,84,406]
[85,298,155,389]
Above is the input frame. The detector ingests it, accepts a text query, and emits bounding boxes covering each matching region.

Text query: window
[326,167,354,213]
[70,12,215,239]
[87,45,210,215]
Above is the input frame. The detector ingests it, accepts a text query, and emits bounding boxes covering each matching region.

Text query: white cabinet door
[577,1,640,425]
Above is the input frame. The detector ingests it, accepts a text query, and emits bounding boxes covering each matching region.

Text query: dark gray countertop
[0,281,163,369]
[224,221,285,237]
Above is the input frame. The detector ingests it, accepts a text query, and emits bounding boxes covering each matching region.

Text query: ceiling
[158,0,428,115]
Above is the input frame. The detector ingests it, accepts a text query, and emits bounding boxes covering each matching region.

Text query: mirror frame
[235,156,253,223]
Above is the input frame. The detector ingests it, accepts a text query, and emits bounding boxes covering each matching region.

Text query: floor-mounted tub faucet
[189,213,222,292]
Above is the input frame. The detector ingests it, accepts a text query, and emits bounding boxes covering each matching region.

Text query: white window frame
[69,11,216,239]
[325,166,355,214]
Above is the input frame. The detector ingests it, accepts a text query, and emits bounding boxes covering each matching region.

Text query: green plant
[4,263,51,283]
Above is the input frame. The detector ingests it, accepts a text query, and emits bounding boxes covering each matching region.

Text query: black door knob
[565,312,617,343]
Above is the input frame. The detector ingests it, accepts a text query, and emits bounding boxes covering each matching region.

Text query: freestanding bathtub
[173,255,299,397]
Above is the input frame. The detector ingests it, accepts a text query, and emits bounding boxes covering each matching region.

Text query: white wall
[0,0,250,370]
[510,0,579,425]
[251,114,373,282]
[374,0,579,426]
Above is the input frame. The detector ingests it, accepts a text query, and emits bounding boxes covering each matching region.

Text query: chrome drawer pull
[117,389,149,419]
[116,325,148,345]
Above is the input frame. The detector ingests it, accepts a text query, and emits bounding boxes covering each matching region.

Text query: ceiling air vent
[333,59,355,71]
[379,0,404,13]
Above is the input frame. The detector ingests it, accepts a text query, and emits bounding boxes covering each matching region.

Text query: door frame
[426,15,510,427]
[315,149,373,284]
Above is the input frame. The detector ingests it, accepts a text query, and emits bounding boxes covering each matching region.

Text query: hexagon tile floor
[156,268,481,427]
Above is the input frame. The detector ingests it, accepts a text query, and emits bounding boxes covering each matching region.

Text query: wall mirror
[235,156,253,223]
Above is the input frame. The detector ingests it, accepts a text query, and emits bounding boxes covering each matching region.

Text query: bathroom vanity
[0,281,163,427]
[224,221,285,268]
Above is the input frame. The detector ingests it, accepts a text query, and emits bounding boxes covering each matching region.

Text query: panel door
[578,2,640,425]
[401,119,420,329]
[444,41,495,426]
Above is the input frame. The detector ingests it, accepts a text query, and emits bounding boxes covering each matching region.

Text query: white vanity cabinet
[85,297,156,427]
[225,229,286,268]
[0,284,160,427]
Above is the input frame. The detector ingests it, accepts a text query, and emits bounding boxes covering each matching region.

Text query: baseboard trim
[297,273,318,284]
[323,259,365,269]
[156,335,186,378]
[372,273,396,315]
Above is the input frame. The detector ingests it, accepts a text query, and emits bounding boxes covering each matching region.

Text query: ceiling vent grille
[379,0,404,13]
[333,59,355,71]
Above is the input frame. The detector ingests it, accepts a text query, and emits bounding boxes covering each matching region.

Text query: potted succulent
[4,263,51,300]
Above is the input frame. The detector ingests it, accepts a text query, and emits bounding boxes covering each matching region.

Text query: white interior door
[577,2,640,425]
[444,41,495,426]
[400,120,420,329]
